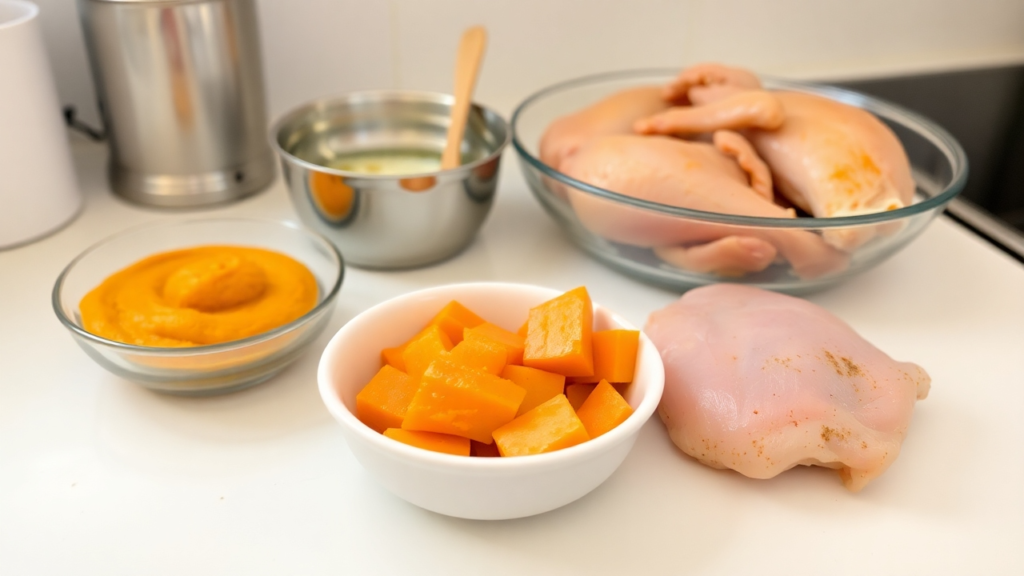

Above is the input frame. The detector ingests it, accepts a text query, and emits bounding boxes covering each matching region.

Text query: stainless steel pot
[272,91,509,269]
[79,0,274,207]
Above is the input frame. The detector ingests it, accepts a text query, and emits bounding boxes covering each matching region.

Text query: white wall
[33,0,1024,127]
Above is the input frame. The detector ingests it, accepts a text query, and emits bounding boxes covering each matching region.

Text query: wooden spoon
[441,26,487,170]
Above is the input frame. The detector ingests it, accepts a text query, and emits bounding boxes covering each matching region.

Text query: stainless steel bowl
[272,91,510,269]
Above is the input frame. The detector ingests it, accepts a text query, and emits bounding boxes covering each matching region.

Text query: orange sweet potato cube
[566,329,640,384]
[401,358,526,443]
[516,321,528,337]
[380,345,406,372]
[428,300,486,345]
[384,428,471,456]
[565,382,597,411]
[523,286,594,377]
[448,337,507,375]
[356,365,419,433]
[402,325,453,379]
[464,323,526,366]
[470,439,501,457]
[492,395,590,457]
[500,365,566,416]
[576,380,634,438]
[380,326,434,371]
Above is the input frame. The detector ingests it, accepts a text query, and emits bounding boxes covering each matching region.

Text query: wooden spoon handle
[441,26,487,170]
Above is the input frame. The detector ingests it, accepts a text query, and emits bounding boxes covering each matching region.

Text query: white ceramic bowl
[318,282,665,520]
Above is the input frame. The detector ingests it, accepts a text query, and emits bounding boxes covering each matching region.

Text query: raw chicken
[560,134,847,279]
[653,237,778,278]
[539,86,670,170]
[645,284,930,492]
[635,63,915,250]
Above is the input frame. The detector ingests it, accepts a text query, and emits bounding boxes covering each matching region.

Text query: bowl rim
[511,67,969,229]
[52,217,345,355]
[270,89,512,181]
[317,281,665,471]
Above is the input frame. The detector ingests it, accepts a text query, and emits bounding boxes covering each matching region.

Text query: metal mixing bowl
[272,91,510,269]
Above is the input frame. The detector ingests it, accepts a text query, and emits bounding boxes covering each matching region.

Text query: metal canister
[79,0,273,207]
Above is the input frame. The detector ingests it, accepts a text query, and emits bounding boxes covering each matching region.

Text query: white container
[318,282,665,520]
[0,0,81,249]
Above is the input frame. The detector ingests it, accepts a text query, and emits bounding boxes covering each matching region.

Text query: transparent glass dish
[53,219,344,395]
[511,69,968,293]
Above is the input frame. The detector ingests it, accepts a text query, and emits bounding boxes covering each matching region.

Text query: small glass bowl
[53,219,344,396]
[511,69,969,293]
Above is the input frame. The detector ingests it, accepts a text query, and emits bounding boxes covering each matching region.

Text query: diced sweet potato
[567,329,640,384]
[402,325,453,379]
[383,428,470,456]
[356,365,419,433]
[470,439,501,457]
[565,382,597,411]
[523,286,594,377]
[381,326,435,371]
[492,395,590,456]
[448,337,507,375]
[428,301,486,345]
[381,346,406,372]
[516,321,528,337]
[575,380,634,438]
[501,365,566,416]
[402,358,526,443]
[464,322,526,366]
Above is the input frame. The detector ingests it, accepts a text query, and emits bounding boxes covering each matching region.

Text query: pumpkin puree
[80,246,317,347]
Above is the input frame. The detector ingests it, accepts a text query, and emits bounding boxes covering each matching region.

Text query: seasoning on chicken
[645,284,930,492]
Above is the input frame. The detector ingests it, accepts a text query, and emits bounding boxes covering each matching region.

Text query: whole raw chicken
[635,63,916,250]
[560,133,847,279]
[645,284,930,492]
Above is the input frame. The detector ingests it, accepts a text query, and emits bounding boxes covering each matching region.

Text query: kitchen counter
[2,137,1023,575]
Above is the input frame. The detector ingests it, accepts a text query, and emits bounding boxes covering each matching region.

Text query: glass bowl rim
[52,217,345,356]
[511,67,969,229]
[270,89,512,181]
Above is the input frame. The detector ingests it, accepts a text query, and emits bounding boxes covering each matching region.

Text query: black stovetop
[837,66,1024,256]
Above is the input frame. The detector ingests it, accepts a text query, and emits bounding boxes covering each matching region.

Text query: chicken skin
[560,134,847,279]
[636,63,915,250]
[645,284,930,492]
[539,86,670,170]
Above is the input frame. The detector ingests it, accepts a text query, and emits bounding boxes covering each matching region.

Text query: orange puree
[79,246,317,347]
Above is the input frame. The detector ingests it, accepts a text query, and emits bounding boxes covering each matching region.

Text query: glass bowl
[511,69,968,293]
[53,219,344,396]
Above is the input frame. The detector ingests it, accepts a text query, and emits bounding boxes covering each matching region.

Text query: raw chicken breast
[560,134,847,279]
[645,284,930,491]
[539,86,669,170]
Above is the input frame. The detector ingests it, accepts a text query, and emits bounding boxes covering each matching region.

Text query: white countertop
[2,138,1023,575]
